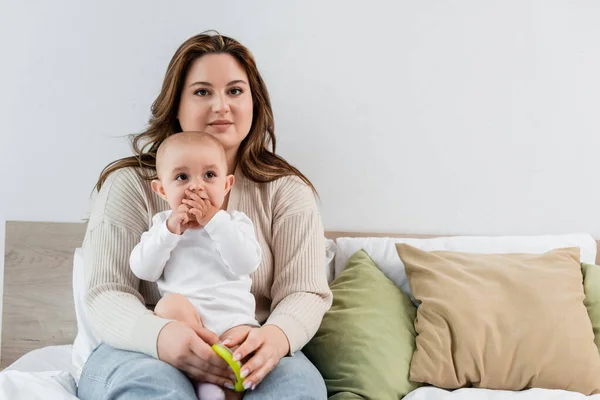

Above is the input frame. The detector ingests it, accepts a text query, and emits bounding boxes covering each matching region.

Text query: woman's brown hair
[94,31,316,194]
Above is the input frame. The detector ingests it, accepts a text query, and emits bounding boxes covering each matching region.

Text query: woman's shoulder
[89,167,163,232]
[101,166,153,190]
[95,167,154,209]
[250,174,318,218]
[270,174,315,195]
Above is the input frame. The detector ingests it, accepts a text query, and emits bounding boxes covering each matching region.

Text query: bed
[3,221,600,399]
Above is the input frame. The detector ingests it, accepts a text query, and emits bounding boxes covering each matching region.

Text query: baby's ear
[151,180,168,201]
[224,175,235,193]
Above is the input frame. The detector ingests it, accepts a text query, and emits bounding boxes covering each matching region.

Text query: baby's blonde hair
[155,131,227,179]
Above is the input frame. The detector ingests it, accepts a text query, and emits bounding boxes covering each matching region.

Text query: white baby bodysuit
[130,209,261,336]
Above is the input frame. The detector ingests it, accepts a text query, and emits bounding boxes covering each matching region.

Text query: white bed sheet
[5,345,75,376]
[1,345,77,399]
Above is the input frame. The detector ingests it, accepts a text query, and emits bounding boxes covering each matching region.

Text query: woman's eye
[204,171,216,179]
[176,173,188,181]
[194,89,210,96]
[229,87,243,96]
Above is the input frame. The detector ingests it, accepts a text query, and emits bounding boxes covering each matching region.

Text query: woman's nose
[211,93,230,115]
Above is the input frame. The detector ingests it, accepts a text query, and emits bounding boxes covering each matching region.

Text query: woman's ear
[151,180,168,201]
[224,175,235,194]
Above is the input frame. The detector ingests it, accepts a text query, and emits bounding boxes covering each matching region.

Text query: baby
[130,131,261,400]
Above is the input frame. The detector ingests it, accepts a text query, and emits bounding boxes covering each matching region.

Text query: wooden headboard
[2,221,600,368]
[1,221,86,368]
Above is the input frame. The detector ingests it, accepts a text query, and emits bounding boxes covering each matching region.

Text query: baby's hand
[166,204,198,235]
[182,190,219,226]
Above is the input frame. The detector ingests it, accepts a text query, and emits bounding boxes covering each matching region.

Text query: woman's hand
[157,321,237,388]
[224,325,290,390]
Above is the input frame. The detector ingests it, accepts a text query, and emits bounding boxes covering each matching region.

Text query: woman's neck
[222,149,239,211]
[226,149,238,176]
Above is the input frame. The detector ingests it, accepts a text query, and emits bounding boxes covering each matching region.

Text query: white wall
[2,1,600,304]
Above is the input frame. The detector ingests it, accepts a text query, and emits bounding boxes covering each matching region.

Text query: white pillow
[324,239,336,284]
[71,248,100,385]
[335,233,597,304]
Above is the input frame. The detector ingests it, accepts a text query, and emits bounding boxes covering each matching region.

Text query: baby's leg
[155,294,229,400]
[154,293,203,327]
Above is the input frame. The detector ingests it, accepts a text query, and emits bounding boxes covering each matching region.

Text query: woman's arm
[83,168,171,357]
[226,177,333,389]
[265,177,333,354]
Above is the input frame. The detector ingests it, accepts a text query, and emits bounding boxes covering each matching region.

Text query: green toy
[212,344,245,392]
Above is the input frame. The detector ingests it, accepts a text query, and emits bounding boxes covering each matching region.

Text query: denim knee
[245,351,327,400]
[78,343,197,400]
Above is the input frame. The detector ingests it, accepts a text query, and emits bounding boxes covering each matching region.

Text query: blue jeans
[77,343,326,400]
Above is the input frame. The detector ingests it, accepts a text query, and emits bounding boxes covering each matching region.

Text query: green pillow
[582,262,600,352]
[304,249,420,399]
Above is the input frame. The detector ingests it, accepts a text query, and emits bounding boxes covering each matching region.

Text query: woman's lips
[208,120,233,133]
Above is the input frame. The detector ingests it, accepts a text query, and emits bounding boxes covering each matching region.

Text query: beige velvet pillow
[396,244,600,395]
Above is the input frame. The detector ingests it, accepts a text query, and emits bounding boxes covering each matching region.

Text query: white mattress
[3,345,600,399]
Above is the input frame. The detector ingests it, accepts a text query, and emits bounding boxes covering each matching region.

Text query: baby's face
[157,142,231,211]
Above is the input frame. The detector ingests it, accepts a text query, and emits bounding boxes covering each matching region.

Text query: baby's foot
[195,382,225,400]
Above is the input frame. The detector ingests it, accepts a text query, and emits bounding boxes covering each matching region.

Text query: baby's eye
[176,173,188,181]
[204,171,216,179]
[194,88,210,96]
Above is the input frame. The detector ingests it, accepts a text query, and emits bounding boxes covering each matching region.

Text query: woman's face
[177,53,254,156]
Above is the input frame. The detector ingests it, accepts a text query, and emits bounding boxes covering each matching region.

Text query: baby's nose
[188,182,205,193]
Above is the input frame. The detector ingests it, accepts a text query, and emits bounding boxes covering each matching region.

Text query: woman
[77,32,332,400]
